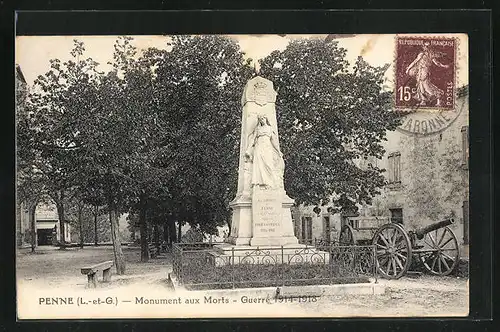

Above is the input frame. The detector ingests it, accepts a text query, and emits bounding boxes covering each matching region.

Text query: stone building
[293,89,469,257]
[18,202,72,247]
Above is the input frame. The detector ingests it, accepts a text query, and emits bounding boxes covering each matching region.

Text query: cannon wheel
[339,224,356,245]
[372,223,412,279]
[418,226,459,276]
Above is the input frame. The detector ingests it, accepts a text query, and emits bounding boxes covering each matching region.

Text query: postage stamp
[395,36,457,111]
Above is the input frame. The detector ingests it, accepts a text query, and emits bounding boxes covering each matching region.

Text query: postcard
[16,33,469,319]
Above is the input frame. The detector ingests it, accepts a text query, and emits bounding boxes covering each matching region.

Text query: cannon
[339,217,460,279]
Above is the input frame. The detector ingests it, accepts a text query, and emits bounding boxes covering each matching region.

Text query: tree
[78,68,130,274]
[65,191,89,248]
[79,186,106,246]
[93,37,174,262]
[75,36,164,269]
[17,123,44,252]
[152,35,253,236]
[25,38,132,273]
[258,39,402,211]
[28,40,103,248]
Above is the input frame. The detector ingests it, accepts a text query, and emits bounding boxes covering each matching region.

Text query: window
[349,218,360,229]
[387,152,401,184]
[461,126,469,168]
[323,215,331,243]
[390,208,403,224]
[301,216,313,242]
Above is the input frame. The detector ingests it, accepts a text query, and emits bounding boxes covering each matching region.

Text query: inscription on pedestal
[252,187,282,237]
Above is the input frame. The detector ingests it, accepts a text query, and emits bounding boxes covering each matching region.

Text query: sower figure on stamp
[244,115,284,189]
[406,41,450,107]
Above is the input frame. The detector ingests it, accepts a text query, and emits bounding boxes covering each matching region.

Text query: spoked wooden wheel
[418,226,459,276]
[372,223,412,279]
[339,225,356,245]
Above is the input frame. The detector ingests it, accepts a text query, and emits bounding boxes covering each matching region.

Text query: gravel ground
[293,276,468,317]
[16,246,469,318]
[16,245,170,285]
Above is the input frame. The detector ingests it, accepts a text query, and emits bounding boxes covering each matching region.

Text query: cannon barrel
[415,218,455,240]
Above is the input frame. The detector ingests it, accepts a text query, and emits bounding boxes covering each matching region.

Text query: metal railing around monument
[172,241,377,290]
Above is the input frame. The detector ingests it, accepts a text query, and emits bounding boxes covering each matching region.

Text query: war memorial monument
[210,75,329,265]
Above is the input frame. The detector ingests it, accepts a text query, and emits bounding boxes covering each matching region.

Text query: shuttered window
[387,152,401,184]
[323,215,331,243]
[301,216,313,241]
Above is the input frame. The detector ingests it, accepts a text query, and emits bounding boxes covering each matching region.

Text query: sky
[16,34,468,88]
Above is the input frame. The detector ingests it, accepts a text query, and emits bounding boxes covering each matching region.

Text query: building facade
[293,91,469,257]
[17,202,72,247]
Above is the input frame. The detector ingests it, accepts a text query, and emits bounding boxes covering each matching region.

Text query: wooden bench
[81,260,114,288]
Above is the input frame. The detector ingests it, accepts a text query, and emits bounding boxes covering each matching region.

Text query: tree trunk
[177,222,182,243]
[94,205,99,246]
[163,220,170,245]
[169,218,177,243]
[130,228,136,242]
[29,203,37,253]
[227,210,232,236]
[56,202,66,249]
[153,224,160,251]
[139,201,149,262]
[78,204,84,249]
[109,204,126,275]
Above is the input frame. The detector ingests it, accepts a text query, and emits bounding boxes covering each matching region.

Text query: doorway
[301,216,312,243]
[37,229,53,246]
[323,215,331,244]
[390,208,403,224]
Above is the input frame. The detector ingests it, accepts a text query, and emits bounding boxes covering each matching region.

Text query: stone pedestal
[249,187,298,246]
[227,189,299,247]
[226,198,252,246]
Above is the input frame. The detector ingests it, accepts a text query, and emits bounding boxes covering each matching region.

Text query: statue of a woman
[405,42,450,107]
[244,115,285,189]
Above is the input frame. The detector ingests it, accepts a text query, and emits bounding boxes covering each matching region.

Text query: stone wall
[292,205,342,243]
[372,94,469,245]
